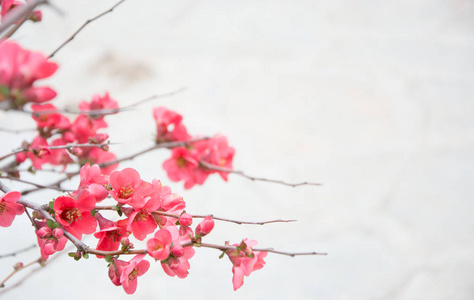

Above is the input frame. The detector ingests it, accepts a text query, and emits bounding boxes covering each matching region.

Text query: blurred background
[0,0,473,299]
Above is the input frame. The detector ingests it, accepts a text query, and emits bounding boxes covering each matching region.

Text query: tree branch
[200,161,323,187]
[0,244,37,259]
[48,0,127,58]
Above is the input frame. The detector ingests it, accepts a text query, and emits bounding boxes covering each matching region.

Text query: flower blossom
[226,239,267,290]
[153,107,191,142]
[53,191,97,239]
[0,191,24,227]
[0,40,57,107]
[119,254,150,294]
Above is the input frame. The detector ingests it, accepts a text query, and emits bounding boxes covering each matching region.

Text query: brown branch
[0,244,37,259]
[77,241,327,257]
[0,175,74,193]
[0,257,43,288]
[20,137,208,195]
[200,161,323,187]
[48,0,127,58]
[0,248,64,295]
[0,0,47,34]
[27,88,187,117]
[100,137,209,168]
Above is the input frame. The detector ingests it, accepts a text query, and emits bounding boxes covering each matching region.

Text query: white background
[1,0,473,299]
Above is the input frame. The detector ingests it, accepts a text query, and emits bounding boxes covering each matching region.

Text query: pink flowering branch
[27,87,187,117]
[199,161,322,187]
[48,0,127,58]
[69,241,327,258]
[0,244,36,259]
[0,142,110,162]
[94,206,296,225]
[0,0,47,34]
[0,181,88,251]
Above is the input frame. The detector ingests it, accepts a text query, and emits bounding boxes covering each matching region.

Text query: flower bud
[195,216,214,238]
[13,262,23,270]
[29,10,42,22]
[68,147,83,156]
[52,228,64,239]
[89,133,109,144]
[120,237,130,247]
[37,226,51,239]
[179,213,193,227]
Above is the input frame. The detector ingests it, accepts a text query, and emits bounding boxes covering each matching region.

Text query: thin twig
[0,257,43,288]
[99,137,209,168]
[0,175,73,193]
[0,244,37,259]
[200,161,323,187]
[48,0,127,58]
[28,87,187,117]
[0,248,64,295]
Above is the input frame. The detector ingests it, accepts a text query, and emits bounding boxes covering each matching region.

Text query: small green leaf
[83,253,89,259]
[51,222,60,229]
[49,201,54,211]
[219,252,225,259]
[68,253,75,257]
[90,209,96,217]
[46,219,54,228]
[105,255,112,263]
[117,210,123,217]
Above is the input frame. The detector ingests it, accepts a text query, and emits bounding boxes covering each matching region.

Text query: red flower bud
[37,226,51,239]
[195,216,214,238]
[179,213,193,227]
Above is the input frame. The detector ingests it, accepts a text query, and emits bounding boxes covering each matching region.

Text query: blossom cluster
[15,93,118,174]
[17,163,266,294]
[155,107,236,189]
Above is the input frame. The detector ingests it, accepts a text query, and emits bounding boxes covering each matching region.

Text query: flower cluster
[155,107,236,189]
[11,163,265,294]
[15,93,118,173]
[0,40,55,108]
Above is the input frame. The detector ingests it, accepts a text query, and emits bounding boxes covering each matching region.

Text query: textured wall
[1,0,473,299]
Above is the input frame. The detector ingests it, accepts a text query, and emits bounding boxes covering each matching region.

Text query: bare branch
[48,0,127,58]
[0,175,73,193]
[0,257,43,288]
[200,161,323,187]
[0,244,37,259]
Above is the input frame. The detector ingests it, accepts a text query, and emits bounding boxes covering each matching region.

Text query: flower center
[136,209,149,221]
[176,157,188,168]
[61,208,82,224]
[0,202,9,215]
[106,230,123,242]
[128,268,139,281]
[119,184,134,198]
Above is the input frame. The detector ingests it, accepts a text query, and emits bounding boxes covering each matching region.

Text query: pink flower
[226,239,267,290]
[153,107,191,143]
[31,103,71,131]
[146,228,172,261]
[0,191,24,227]
[126,206,158,241]
[195,216,214,238]
[109,168,143,205]
[119,254,150,294]
[76,163,108,201]
[162,147,209,189]
[196,134,235,181]
[53,191,97,239]
[0,40,57,107]
[108,258,129,286]
[94,214,129,255]
[160,226,195,279]
[179,213,192,227]
[79,92,119,128]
